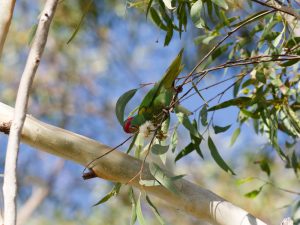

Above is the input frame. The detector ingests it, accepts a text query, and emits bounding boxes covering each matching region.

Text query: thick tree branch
[2,1,58,225]
[0,102,268,225]
[0,0,16,58]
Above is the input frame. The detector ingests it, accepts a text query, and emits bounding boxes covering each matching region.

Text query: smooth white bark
[2,1,58,225]
[0,0,16,57]
[0,102,268,225]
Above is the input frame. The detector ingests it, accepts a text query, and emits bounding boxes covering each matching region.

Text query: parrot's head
[123,117,139,133]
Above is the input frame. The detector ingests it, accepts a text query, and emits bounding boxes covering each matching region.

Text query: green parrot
[123,49,184,133]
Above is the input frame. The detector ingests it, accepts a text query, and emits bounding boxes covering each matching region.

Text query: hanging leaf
[213,124,231,134]
[208,97,251,111]
[258,160,271,177]
[245,186,264,198]
[208,136,235,175]
[170,125,178,152]
[211,0,228,10]
[291,150,299,175]
[182,115,202,139]
[115,89,138,126]
[236,177,254,186]
[146,196,166,225]
[200,105,208,126]
[151,144,169,155]
[190,0,205,29]
[230,127,241,146]
[175,143,194,162]
[67,0,94,44]
[136,193,147,225]
[164,28,173,46]
[129,188,137,225]
[149,163,179,194]
[93,183,121,206]
[150,7,168,31]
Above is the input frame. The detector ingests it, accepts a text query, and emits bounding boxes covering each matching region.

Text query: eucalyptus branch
[3,1,58,225]
[250,0,300,20]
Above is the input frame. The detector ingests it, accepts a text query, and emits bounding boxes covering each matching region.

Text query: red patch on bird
[123,117,137,133]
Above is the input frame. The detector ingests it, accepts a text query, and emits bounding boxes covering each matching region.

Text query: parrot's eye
[123,117,138,133]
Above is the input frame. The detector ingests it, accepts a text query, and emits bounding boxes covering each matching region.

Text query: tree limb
[0,0,16,58]
[2,1,58,225]
[0,102,268,225]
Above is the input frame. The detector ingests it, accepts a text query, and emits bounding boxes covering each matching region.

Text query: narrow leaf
[129,188,137,225]
[200,105,208,126]
[93,183,121,206]
[149,163,179,194]
[236,177,254,186]
[175,143,194,162]
[230,127,241,146]
[136,193,147,225]
[115,89,137,126]
[151,144,169,155]
[245,186,263,198]
[208,97,251,111]
[146,196,166,225]
[211,0,228,10]
[208,136,235,175]
[213,124,231,134]
[67,0,93,44]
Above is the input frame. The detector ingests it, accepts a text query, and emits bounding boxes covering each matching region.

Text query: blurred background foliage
[0,0,299,224]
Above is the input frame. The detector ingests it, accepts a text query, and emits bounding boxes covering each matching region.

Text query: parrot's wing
[139,49,184,111]
[158,48,184,89]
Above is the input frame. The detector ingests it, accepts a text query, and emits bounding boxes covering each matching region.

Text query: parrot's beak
[123,117,138,133]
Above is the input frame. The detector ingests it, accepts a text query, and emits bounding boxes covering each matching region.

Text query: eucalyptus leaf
[115,89,137,126]
[136,193,147,225]
[146,195,166,225]
[230,127,241,146]
[129,188,137,225]
[211,0,228,10]
[151,144,169,155]
[149,163,179,194]
[208,136,235,175]
[213,124,231,134]
[245,186,263,198]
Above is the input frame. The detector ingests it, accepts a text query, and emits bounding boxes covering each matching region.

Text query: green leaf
[211,0,228,10]
[213,124,231,134]
[259,160,271,177]
[67,0,93,44]
[182,115,202,139]
[170,125,178,152]
[150,7,168,31]
[208,136,235,175]
[200,105,208,126]
[208,97,252,111]
[139,179,160,186]
[151,144,169,155]
[146,196,166,225]
[93,183,121,206]
[291,150,299,175]
[136,193,147,225]
[236,177,254,186]
[230,127,241,146]
[129,188,137,225]
[115,89,137,126]
[162,0,174,10]
[175,143,194,162]
[245,186,263,198]
[149,163,179,194]
[190,0,205,29]
[164,28,173,46]
[146,0,154,18]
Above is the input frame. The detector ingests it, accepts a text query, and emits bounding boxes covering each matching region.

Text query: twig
[3,1,58,225]
[0,0,16,58]
[178,10,276,88]
[83,134,135,174]
[250,0,300,20]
